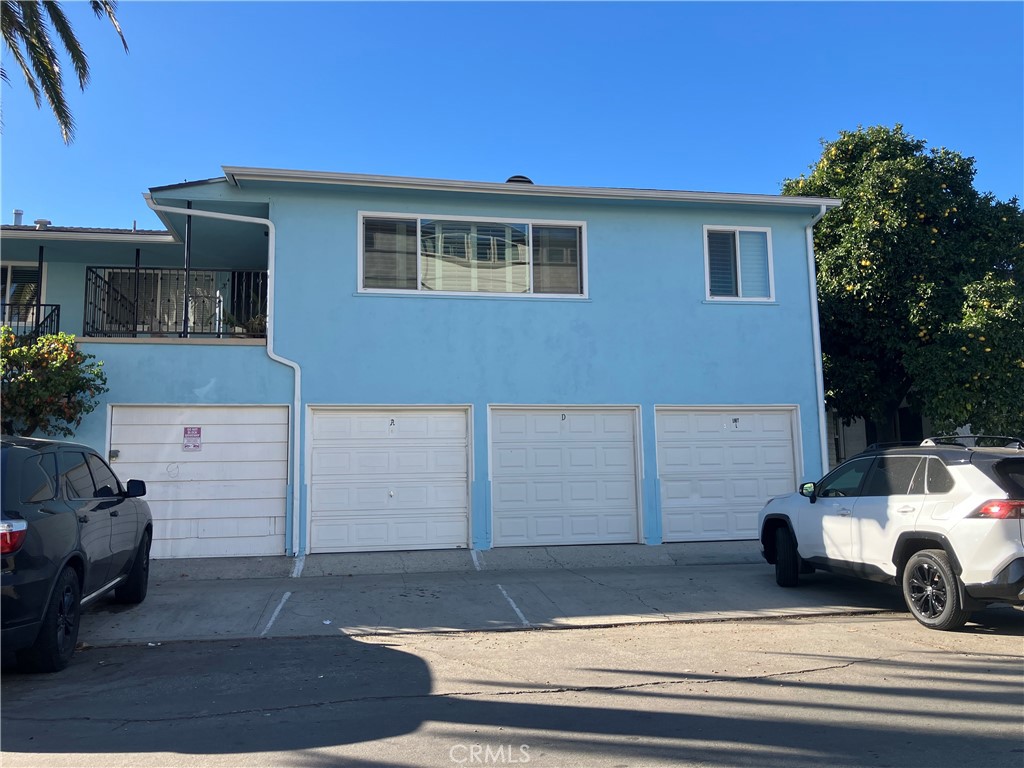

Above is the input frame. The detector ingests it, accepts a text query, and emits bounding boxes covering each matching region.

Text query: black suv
[1,435,153,671]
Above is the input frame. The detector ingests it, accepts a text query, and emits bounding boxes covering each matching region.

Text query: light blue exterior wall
[12,179,827,555]
[256,186,825,550]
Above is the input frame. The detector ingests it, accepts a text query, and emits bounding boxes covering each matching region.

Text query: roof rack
[920,435,1024,450]
[863,441,922,451]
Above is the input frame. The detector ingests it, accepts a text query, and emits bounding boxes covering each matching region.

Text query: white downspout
[143,194,304,557]
[806,204,830,475]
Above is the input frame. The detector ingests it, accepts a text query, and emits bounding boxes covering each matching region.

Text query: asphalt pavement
[77,541,917,648]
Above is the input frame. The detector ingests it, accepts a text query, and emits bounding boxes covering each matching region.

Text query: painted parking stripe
[496,584,530,627]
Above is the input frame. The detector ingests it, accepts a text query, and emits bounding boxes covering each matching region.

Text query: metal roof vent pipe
[505,175,534,184]
[34,218,51,230]
[12,209,23,225]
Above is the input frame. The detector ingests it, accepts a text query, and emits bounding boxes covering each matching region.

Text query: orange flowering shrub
[1,328,108,436]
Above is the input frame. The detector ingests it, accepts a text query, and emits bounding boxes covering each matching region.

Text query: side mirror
[799,482,817,502]
[125,479,147,498]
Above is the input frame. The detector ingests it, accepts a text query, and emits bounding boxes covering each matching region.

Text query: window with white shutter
[704,226,773,301]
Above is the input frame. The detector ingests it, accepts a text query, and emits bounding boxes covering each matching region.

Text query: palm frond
[89,0,126,53]
[17,0,75,142]
[43,0,88,88]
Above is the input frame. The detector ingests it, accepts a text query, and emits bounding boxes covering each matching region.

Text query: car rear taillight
[0,519,28,554]
[967,500,1024,519]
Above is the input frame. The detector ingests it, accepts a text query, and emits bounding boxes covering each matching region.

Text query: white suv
[758,436,1024,630]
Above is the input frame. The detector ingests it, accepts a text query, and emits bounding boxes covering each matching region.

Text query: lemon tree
[784,125,1024,438]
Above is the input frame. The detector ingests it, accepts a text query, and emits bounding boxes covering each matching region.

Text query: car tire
[115,530,151,604]
[774,526,800,587]
[19,565,81,673]
[902,549,971,631]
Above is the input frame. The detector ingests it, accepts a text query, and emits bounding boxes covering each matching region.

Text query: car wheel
[115,530,151,604]
[774,526,800,587]
[19,566,81,672]
[902,550,971,631]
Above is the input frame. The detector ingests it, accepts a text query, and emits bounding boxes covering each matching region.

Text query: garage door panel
[146,497,285,520]
[142,478,285,502]
[493,478,635,510]
[112,460,287,483]
[112,406,287,427]
[310,409,469,553]
[493,411,634,443]
[310,514,467,552]
[312,446,467,477]
[492,445,634,476]
[111,405,288,559]
[491,408,639,547]
[112,441,287,464]
[658,407,797,543]
[313,411,467,442]
[312,480,467,513]
[108,423,288,446]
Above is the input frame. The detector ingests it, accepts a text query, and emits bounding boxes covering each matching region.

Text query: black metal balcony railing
[83,267,268,339]
[1,303,61,339]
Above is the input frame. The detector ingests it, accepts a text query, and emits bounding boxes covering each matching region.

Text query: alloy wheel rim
[908,562,947,619]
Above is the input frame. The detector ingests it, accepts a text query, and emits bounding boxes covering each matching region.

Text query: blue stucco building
[1,168,840,558]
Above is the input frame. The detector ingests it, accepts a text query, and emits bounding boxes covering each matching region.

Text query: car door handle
[78,515,89,524]
[109,510,119,517]
[838,508,852,516]
[896,506,916,514]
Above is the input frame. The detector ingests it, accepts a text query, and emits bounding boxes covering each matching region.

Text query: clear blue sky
[1,1,1021,230]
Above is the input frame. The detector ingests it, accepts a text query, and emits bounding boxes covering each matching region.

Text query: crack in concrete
[563,567,670,619]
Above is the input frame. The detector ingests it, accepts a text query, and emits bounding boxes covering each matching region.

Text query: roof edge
[0,227,178,244]
[222,166,842,209]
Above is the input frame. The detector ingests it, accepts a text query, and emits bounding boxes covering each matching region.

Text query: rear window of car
[992,458,1024,498]
[22,454,58,503]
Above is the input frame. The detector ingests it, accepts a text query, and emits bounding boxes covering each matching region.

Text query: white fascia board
[222,166,842,211]
[0,229,178,244]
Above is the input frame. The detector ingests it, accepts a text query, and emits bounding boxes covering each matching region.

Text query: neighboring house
[1,169,840,559]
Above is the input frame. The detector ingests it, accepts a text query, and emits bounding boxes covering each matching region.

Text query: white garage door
[110,405,289,559]
[309,408,469,553]
[657,407,798,541]
[491,408,640,547]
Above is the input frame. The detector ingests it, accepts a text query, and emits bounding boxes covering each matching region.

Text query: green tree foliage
[1,327,108,436]
[1,0,127,144]
[783,125,1024,438]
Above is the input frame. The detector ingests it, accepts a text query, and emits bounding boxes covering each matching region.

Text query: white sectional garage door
[491,408,640,546]
[109,405,289,559]
[657,407,798,542]
[309,408,469,553]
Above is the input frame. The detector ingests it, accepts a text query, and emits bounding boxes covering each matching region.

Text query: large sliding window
[361,214,585,296]
[704,226,773,301]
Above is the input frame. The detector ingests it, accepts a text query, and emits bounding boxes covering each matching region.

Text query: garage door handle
[78,515,89,524]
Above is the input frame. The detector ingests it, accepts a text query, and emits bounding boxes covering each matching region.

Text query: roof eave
[222,166,842,210]
[0,228,178,244]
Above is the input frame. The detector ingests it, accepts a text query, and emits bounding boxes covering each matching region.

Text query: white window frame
[358,211,588,299]
[702,225,775,302]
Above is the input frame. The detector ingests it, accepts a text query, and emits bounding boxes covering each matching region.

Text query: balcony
[83,267,268,339]
[1,302,61,339]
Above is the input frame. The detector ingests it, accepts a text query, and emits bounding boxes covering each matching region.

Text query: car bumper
[964,557,1024,605]
[1,559,55,651]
